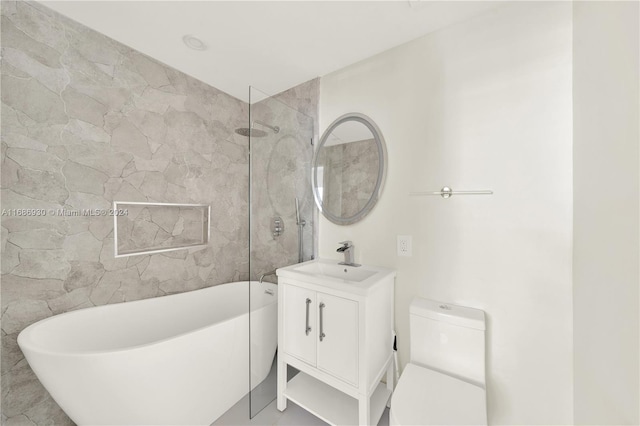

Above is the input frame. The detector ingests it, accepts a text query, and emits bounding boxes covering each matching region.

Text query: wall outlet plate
[397,235,412,257]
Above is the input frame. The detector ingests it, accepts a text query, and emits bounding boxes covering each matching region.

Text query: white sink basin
[277,259,395,295]
[293,262,377,283]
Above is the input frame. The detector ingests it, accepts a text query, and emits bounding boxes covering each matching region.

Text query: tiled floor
[213,393,390,426]
[214,360,390,426]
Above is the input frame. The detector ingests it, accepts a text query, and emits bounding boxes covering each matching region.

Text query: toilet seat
[390,363,487,426]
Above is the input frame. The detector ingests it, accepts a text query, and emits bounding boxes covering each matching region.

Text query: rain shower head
[235,127,268,137]
[235,119,279,138]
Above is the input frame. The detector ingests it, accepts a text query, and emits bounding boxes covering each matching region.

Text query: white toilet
[389,297,487,425]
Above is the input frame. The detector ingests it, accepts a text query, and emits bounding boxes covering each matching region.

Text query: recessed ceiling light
[182,35,207,51]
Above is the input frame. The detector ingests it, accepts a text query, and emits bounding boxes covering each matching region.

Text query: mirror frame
[312,113,387,226]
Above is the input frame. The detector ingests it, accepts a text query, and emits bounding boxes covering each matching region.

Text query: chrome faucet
[337,241,360,267]
[259,270,277,284]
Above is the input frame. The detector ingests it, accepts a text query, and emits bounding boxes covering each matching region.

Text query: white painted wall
[573,2,640,424]
[318,3,573,424]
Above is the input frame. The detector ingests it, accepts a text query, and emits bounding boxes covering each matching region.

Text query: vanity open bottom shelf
[284,372,391,426]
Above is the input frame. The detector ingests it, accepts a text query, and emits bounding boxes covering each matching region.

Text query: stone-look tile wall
[0,1,253,424]
[249,86,317,280]
[268,80,319,264]
[0,2,319,423]
[321,138,378,218]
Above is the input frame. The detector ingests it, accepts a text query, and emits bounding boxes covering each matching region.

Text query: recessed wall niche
[113,202,210,257]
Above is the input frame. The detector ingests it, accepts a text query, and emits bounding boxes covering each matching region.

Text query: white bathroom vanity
[276,259,396,426]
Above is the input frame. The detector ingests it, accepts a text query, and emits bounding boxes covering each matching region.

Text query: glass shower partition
[248,86,314,418]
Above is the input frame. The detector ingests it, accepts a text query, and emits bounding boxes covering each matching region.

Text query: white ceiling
[42,1,500,103]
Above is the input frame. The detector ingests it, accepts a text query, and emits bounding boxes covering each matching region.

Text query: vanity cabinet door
[316,293,359,386]
[283,285,317,366]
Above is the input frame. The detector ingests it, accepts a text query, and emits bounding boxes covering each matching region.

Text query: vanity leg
[386,360,394,408]
[358,396,370,426]
[277,354,287,411]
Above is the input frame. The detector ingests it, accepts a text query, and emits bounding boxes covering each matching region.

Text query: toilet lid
[391,364,487,426]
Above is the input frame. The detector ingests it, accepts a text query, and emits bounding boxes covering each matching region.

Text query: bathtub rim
[18,280,277,358]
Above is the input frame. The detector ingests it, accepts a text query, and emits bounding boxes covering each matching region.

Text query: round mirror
[313,113,387,225]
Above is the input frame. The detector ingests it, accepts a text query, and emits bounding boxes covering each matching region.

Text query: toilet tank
[409,298,486,387]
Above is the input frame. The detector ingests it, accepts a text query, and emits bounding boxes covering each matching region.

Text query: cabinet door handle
[319,302,326,342]
[305,298,312,336]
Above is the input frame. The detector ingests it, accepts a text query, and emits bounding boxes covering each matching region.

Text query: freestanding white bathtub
[17,281,278,425]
